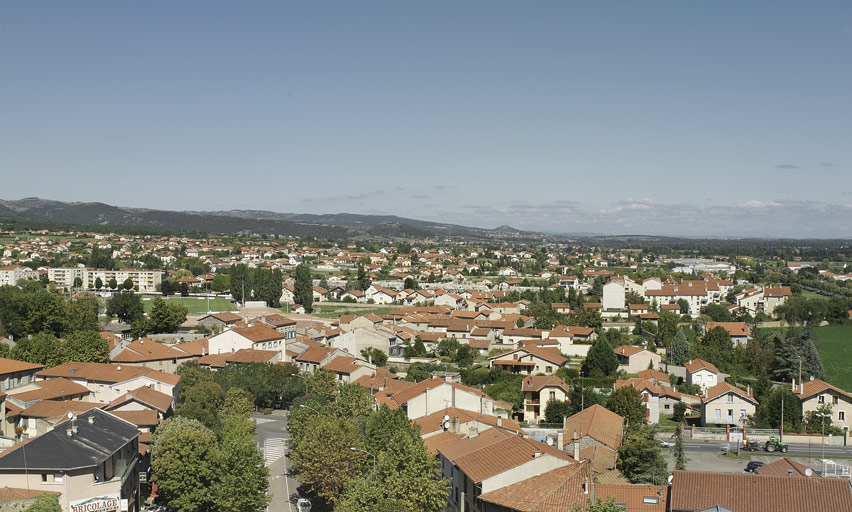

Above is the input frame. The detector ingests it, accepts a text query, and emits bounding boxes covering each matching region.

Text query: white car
[296,498,312,512]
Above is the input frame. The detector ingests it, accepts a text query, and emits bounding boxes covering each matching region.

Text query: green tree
[404,362,432,383]
[583,334,619,377]
[11,332,64,368]
[151,416,219,512]
[571,498,622,512]
[122,277,135,290]
[64,296,100,333]
[107,290,144,324]
[750,386,803,431]
[544,399,571,424]
[176,381,226,433]
[668,329,690,366]
[62,330,109,363]
[305,368,340,403]
[606,386,647,434]
[676,298,690,315]
[215,389,270,512]
[799,328,824,380]
[403,277,419,290]
[94,277,103,290]
[147,298,188,333]
[673,424,687,470]
[176,362,214,401]
[617,426,669,484]
[26,493,61,512]
[567,384,605,416]
[361,348,388,367]
[290,414,365,507]
[107,277,118,290]
[672,401,687,423]
[294,263,314,313]
[229,264,249,304]
[211,273,230,293]
[702,303,733,322]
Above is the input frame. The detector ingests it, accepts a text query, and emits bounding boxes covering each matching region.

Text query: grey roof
[0,409,138,471]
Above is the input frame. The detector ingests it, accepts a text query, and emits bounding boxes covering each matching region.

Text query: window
[728,394,734,403]
[728,409,734,419]
[695,375,702,382]
[55,474,63,483]
[41,474,48,482]
[833,395,839,405]
[642,497,659,505]
[550,391,556,400]
[664,404,670,410]
[740,409,746,418]
[715,409,721,419]
[840,411,846,422]
[819,395,825,404]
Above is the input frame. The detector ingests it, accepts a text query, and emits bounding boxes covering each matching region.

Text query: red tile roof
[478,461,593,512]
[0,357,44,376]
[684,358,720,374]
[669,470,852,512]
[563,405,625,450]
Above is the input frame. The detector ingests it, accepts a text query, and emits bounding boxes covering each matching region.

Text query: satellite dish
[442,421,450,431]
[805,468,813,476]
[667,475,674,484]
[68,412,74,419]
[443,414,450,422]
[546,438,554,446]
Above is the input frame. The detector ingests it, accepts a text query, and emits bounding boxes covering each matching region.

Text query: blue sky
[1,2,851,237]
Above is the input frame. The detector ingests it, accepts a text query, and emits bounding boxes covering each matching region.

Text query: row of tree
[288,370,447,511]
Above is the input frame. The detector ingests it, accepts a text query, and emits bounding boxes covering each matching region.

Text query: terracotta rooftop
[7,377,90,403]
[614,345,648,357]
[414,407,524,436]
[522,375,570,394]
[593,484,667,512]
[112,338,193,362]
[478,461,593,512]
[451,433,575,484]
[706,321,751,337]
[423,431,463,455]
[295,346,337,364]
[0,357,44,376]
[232,324,286,343]
[684,358,720,374]
[105,385,174,413]
[703,382,756,404]
[108,409,160,427]
[15,400,101,421]
[669,470,852,512]
[755,457,817,478]
[563,404,625,450]
[795,379,852,400]
[37,361,180,386]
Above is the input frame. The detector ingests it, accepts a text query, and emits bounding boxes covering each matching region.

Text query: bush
[672,402,687,422]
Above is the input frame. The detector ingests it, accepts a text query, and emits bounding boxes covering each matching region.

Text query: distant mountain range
[0,198,552,242]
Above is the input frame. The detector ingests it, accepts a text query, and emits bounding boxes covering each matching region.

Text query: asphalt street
[253,411,306,512]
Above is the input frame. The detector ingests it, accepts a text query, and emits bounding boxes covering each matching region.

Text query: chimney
[451,416,460,434]
[557,432,564,451]
[573,430,580,460]
[792,378,796,393]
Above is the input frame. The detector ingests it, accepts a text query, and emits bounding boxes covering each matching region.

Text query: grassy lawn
[308,304,396,319]
[813,325,852,391]
[141,297,237,314]
[658,415,685,430]
[801,289,826,300]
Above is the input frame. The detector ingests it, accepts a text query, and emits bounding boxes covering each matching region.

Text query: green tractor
[765,435,789,453]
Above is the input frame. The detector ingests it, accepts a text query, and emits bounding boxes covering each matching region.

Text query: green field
[304,303,398,319]
[813,325,852,391]
[142,297,237,314]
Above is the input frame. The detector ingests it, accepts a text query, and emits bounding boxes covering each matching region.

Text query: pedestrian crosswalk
[263,437,287,466]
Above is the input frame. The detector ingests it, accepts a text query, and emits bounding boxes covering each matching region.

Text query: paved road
[679,439,852,458]
[253,412,306,512]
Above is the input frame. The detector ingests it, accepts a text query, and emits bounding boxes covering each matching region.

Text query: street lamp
[349,447,376,473]
[299,404,322,415]
[816,412,831,476]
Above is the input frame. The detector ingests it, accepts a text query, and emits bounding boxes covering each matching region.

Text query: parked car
[745,461,764,473]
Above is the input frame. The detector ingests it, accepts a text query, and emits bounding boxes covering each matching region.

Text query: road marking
[255,418,275,425]
[264,438,286,466]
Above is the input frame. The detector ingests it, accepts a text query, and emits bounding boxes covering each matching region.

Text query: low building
[563,404,625,472]
[521,375,570,423]
[701,382,757,427]
[795,379,852,429]
[685,358,722,393]
[705,322,751,347]
[613,345,662,373]
[0,408,142,512]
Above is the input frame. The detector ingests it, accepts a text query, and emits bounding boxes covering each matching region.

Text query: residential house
[701,382,757,426]
[207,324,286,355]
[563,405,624,472]
[603,279,626,310]
[111,338,198,373]
[0,408,142,512]
[36,362,180,408]
[390,378,495,420]
[521,375,570,423]
[488,346,568,375]
[795,379,852,429]
[437,428,576,512]
[705,322,751,347]
[613,346,662,373]
[685,359,722,393]
[197,312,243,331]
[0,357,44,392]
[415,407,524,440]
